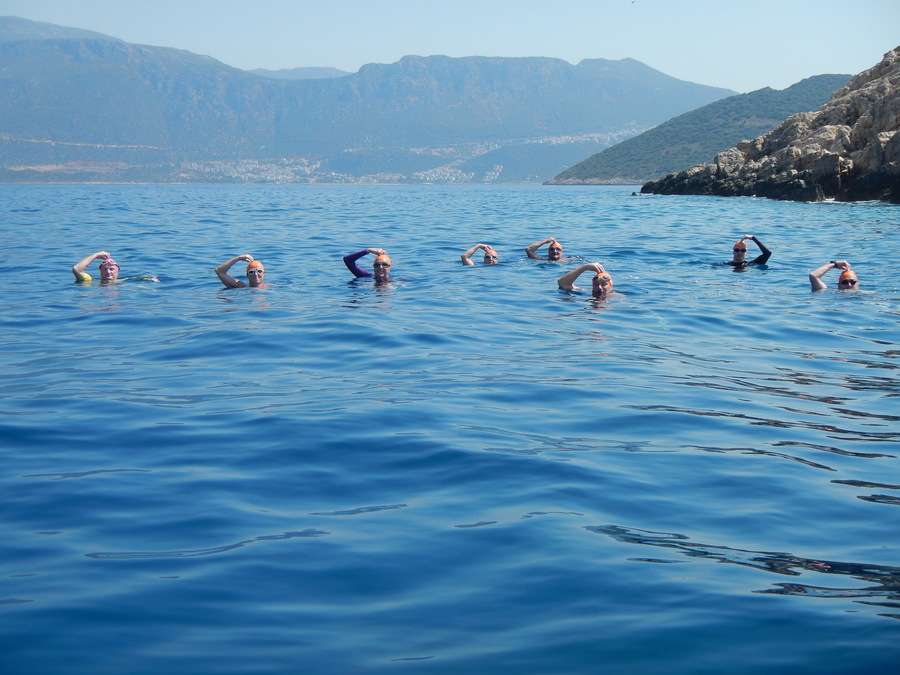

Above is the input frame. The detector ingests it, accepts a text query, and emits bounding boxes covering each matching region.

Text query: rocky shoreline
[642,47,900,203]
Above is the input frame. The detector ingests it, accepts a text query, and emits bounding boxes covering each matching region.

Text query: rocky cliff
[642,46,900,203]
[548,74,849,185]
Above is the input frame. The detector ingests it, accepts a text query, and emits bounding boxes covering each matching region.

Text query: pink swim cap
[99,256,119,271]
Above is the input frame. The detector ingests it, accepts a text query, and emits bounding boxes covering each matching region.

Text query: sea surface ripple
[1,184,898,674]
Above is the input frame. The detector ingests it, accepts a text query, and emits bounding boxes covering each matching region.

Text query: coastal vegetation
[642,46,900,203]
[548,74,850,184]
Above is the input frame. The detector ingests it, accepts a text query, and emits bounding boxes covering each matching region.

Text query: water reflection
[685,444,835,471]
[631,404,900,442]
[588,524,900,620]
[86,529,328,559]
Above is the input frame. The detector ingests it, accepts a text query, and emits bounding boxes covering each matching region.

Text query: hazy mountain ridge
[549,74,851,184]
[0,15,119,43]
[0,16,736,182]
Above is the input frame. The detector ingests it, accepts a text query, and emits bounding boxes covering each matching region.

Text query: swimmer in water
[729,234,771,267]
[558,262,613,298]
[344,247,392,283]
[461,243,499,266]
[72,250,120,283]
[809,259,858,291]
[216,254,266,288]
[526,237,564,261]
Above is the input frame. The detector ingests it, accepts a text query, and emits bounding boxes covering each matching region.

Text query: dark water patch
[832,479,900,489]
[630,404,900,442]
[857,494,900,506]
[310,504,407,516]
[773,440,894,459]
[685,444,836,471]
[23,468,152,480]
[391,655,436,662]
[588,525,900,617]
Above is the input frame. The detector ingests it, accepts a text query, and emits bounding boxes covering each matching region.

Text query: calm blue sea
[1,183,898,674]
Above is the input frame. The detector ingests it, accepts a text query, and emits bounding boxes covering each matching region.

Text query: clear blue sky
[1,0,897,92]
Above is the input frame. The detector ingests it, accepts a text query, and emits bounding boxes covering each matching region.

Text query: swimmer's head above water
[809,259,858,292]
[98,255,120,282]
[373,253,392,283]
[246,259,266,287]
[548,241,564,261]
[461,243,498,266]
[837,268,858,289]
[732,238,748,264]
[215,253,264,289]
[592,271,614,298]
[526,237,565,261]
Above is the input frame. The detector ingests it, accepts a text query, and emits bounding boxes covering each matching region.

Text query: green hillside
[550,74,850,184]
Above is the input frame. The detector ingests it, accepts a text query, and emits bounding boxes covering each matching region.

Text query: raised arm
[343,248,383,278]
[558,262,604,291]
[71,250,108,282]
[216,254,252,288]
[526,237,555,259]
[461,243,488,266]
[808,259,848,291]
[744,234,772,264]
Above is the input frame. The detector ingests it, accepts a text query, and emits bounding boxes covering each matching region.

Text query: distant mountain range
[548,74,851,184]
[0,16,737,183]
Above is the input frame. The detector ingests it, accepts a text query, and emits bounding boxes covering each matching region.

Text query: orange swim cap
[838,269,857,282]
[247,260,264,271]
[733,239,747,251]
